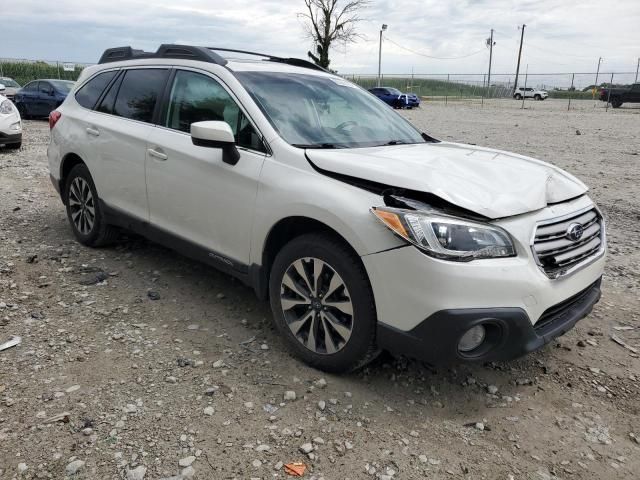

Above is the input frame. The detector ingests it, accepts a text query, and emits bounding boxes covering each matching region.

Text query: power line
[382,35,485,60]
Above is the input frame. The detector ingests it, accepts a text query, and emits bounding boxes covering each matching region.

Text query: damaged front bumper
[376,278,601,365]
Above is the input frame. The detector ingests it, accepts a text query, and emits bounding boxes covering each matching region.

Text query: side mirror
[0,84,5,92]
[191,121,240,165]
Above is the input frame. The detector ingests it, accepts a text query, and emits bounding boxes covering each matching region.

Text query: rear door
[37,81,54,116]
[145,68,267,266]
[19,82,39,115]
[83,67,169,221]
[40,81,59,115]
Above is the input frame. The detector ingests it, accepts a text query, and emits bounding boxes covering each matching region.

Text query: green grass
[345,75,513,98]
[0,61,85,87]
[345,75,596,100]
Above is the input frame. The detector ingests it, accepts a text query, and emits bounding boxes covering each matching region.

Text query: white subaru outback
[47,45,605,372]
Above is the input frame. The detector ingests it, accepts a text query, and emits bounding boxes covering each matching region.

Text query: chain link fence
[1,57,637,111]
[0,58,92,87]
[344,72,639,109]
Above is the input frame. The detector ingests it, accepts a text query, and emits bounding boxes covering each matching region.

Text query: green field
[0,61,85,87]
[345,75,596,100]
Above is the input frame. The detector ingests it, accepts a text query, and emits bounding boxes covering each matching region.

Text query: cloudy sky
[3,0,639,76]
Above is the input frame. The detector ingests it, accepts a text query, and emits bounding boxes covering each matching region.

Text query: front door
[145,69,268,267]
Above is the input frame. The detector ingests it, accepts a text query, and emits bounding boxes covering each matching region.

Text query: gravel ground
[0,99,639,479]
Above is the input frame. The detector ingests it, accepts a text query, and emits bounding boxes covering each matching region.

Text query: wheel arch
[59,153,88,196]
[252,216,362,300]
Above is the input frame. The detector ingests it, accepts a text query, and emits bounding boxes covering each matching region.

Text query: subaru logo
[566,223,584,242]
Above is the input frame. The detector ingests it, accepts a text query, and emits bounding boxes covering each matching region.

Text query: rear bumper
[377,277,601,365]
[50,173,62,195]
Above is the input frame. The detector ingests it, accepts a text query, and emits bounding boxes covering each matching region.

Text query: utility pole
[513,24,526,93]
[377,24,388,87]
[635,57,639,83]
[486,29,495,87]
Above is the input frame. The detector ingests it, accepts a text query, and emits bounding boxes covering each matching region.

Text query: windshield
[50,80,74,93]
[0,78,20,88]
[235,72,425,148]
[387,88,402,95]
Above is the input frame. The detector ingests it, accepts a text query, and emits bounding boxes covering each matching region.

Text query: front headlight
[372,207,515,261]
[0,99,14,115]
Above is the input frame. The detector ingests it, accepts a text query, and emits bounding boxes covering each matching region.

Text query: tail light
[49,111,62,130]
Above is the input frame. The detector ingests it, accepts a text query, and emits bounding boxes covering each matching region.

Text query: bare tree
[300,0,369,69]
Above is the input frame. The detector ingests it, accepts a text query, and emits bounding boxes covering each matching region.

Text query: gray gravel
[0,101,639,479]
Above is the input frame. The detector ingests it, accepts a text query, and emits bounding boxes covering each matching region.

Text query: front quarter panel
[251,139,405,264]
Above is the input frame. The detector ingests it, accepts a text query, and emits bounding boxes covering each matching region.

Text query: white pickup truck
[513,87,548,100]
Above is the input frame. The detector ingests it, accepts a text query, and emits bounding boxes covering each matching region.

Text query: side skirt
[101,201,263,294]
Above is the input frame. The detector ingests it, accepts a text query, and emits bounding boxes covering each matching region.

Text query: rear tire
[269,233,379,372]
[514,94,522,100]
[64,164,119,247]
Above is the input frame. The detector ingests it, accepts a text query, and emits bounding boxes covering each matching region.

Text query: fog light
[10,122,21,131]
[458,325,486,352]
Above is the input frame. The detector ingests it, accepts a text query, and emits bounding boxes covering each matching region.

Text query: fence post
[521,65,528,109]
[605,73,614,112]
[568,73,575,111]
[0,60,3,77]
[445,74,449,105]
[481,74,485,107]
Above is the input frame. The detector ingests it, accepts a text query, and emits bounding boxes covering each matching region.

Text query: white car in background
[513,87,548,100]
[0,84,22,149]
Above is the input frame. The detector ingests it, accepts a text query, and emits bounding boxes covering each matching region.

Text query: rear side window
[75,71,117,109]
[113,69,168,123]
[96,73,123,115]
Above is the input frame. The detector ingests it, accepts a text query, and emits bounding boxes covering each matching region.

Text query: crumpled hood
[307,142,588,219]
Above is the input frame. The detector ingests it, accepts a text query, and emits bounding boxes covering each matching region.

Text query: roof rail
[206,47,329,73]
[98,44,227,66]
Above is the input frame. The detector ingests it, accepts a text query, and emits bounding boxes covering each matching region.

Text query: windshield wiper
[376,140,410,146]
[291,143,346,149]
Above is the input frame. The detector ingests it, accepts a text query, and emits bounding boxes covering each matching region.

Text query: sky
[2,0,639,78]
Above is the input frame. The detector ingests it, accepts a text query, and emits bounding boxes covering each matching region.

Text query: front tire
[269,233,379,372]
[610,97,622,108]
[6,142,21,150]
[534,94,541,100]
[64,164,119,247]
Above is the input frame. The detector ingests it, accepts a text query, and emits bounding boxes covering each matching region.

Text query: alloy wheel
[68,177,95,235]
[280,257,354,355]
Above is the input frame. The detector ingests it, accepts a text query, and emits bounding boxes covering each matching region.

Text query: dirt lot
[0,99,639,480]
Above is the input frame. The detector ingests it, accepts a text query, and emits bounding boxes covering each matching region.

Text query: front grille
[532,207,604,278]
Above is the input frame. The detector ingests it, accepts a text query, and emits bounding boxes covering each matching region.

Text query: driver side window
[165,70,266,153]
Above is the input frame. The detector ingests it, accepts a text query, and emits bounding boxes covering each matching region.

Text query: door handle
[86,127,99,137]
[148,148,168,161]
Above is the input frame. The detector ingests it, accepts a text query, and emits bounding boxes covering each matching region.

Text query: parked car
[14,79,74,119]
[599,83,640,108]
[47,44,605,372]
[0,89,22,149]
[0,77,22,101]
[368,87,420,108]
[513,87,548,100]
